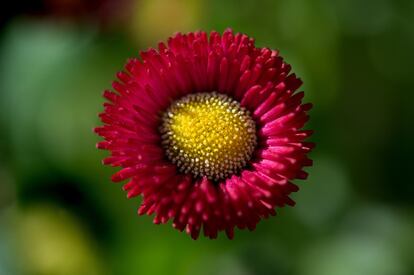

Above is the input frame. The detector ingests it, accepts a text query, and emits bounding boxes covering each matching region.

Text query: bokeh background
[1,0,413,274]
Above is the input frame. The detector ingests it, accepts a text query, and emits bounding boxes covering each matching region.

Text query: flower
[95,29,314,239]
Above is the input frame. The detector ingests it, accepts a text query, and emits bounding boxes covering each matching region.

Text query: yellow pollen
[160,92,257,181]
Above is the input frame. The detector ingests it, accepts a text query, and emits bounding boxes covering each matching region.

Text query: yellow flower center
[160,92,257,181]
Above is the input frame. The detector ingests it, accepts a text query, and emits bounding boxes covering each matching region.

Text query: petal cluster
[95,29,313,239]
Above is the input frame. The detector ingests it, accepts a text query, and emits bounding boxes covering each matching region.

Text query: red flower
[95,29,314,239]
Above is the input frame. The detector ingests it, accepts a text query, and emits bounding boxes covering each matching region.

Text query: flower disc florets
[160,92,257,181]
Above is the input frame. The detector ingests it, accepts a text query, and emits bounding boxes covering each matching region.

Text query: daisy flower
[95,29,314,239]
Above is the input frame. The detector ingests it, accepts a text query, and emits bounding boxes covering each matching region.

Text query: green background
[0,0,413,274]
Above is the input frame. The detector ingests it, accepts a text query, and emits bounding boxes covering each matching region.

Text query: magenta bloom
[95,29,313,239]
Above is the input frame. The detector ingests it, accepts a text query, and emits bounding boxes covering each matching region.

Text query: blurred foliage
[0,0,413,274]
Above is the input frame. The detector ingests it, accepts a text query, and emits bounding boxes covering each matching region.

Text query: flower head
[95,29,314,239]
